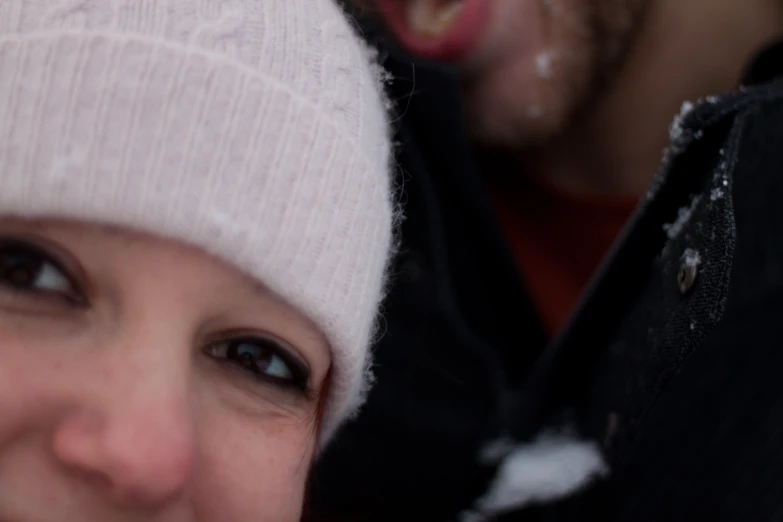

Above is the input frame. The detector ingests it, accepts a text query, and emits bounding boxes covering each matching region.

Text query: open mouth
[372,0,494,62]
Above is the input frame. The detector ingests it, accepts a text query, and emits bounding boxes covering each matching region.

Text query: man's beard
[462,0,651,150]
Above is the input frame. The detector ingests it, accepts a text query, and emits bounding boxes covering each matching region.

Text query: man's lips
[372,0,494,62]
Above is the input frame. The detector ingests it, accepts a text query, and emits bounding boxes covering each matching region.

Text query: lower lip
[374,0,494,62]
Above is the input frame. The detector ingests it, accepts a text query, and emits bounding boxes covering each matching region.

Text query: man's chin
[462,82,572,152]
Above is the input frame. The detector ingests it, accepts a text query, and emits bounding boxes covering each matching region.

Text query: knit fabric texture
[0,0,394,446]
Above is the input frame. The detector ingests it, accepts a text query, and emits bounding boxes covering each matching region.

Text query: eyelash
[205,336,310,393]
[0,237,85,306]
[0,236,311,394]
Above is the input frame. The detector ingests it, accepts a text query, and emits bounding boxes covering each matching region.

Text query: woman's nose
[51,376,195,507]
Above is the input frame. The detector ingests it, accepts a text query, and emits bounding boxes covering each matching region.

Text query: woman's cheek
[0,324,73,440]
[193,401,316,521]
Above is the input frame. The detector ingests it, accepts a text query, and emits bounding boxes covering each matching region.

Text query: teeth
[406,0,464,37]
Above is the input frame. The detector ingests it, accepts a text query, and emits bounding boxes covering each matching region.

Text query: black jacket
[309,12,783,521]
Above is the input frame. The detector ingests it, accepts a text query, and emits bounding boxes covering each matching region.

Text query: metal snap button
[678,248,701,295]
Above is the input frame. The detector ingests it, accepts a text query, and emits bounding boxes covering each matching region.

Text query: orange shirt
[488,174,637,337]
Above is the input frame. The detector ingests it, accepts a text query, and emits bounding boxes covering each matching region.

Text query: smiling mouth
[373,0,494,62]
[405,0,465,38]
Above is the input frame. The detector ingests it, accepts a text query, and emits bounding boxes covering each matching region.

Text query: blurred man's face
[368,0,649,148]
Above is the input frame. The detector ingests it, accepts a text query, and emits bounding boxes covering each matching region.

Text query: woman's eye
[207,337,308,390]
[0,239,78,301]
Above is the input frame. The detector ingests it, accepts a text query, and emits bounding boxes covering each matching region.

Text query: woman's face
[0,219,331,521]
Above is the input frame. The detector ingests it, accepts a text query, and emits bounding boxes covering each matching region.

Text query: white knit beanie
[0,0,394,446]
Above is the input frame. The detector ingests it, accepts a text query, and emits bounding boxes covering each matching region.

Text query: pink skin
[0,219,331,521]
[458,0,558,144]
[371,0,617,147]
